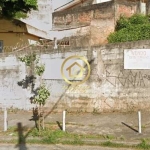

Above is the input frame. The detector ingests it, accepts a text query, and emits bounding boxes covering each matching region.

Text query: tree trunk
[38,105,41,131]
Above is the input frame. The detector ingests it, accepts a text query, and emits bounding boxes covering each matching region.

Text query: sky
[52,0,72,10]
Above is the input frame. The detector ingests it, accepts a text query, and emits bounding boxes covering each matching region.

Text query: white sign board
[40,54,85,80]
[124,49,150,69]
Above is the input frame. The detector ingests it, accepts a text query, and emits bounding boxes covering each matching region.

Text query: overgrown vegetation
[108,14,150,43]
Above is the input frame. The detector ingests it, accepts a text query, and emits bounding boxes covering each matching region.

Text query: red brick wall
[53,0,140,46]
[115,0,139,20]
[53,1,114,29]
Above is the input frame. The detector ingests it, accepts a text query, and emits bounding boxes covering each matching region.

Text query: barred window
[57,40,69,46]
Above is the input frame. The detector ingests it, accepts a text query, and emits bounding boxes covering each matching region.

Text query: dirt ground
[0,109,150,141]
[0,143,135,150]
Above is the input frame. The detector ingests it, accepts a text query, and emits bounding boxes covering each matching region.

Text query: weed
[120,135,125,141]
[72,134,84,145]
[29,128,40,137]
[8,107,20,113]
[142,125,146,129]
[89,124,94,127]
[136,139,150,150]
[5,126,18,136]
[101,141,127,148]
[104,134,115,140]
[7,126,17,132]
[42,130,66,144]
[92,108,100,114]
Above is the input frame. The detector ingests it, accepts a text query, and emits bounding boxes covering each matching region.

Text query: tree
[0,0,37,19]
[18,53,50,131]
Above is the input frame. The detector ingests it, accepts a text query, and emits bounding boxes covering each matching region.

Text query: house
[54,0,112,12]
[0,0,53,53]
[51,0,149,47]
[0,19,49,52]
[54,0,149,15]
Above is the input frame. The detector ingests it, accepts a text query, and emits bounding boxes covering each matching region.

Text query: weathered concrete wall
[52,0,141,46]
[0,55,32,109]
[53,1,115,29]
[95,40,150,112]
[115,0,140,19]
[146,0,150,15]
[27,0,52,27]
[91,0,139,45]
[56,0,93,11]
[1,40,150,112]
[49,40,150,113]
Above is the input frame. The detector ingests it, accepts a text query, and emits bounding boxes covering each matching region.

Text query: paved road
[0,144,134,150]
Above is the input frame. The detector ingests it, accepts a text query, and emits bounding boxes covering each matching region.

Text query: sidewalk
[0,110,150,145]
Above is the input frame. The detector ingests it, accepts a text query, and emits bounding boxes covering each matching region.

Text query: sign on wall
[124,49,150,69]
[41,54,85,80]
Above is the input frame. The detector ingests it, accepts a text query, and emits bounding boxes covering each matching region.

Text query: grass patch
[61,135,84,145]
[136,139,150,150]
[3,125,150,149]
[103,134,116,140]
[42,130,67,144]
[101,141,130,148]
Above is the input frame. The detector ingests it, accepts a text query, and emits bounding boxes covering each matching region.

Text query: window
[0,40,3,53]
[57,40,70,46]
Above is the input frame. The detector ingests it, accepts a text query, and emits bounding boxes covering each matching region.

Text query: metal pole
[4,107,7,131]
[138,111,141,134]
[63,111,66,131]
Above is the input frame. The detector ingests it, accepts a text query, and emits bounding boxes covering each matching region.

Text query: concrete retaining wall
[1,40,150,112]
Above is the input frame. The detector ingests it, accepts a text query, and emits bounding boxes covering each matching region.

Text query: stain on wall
[1,40,150,113]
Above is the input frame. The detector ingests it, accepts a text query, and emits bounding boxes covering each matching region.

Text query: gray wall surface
[1,40,150,112]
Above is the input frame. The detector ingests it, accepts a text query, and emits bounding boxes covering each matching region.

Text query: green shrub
[129,14,149,25]
[108,14,150,43]
[115,15,130,31]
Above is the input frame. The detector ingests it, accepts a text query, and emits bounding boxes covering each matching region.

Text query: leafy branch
[35,58,45,76]
[18,53,36,66]
[32,85,50,106]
